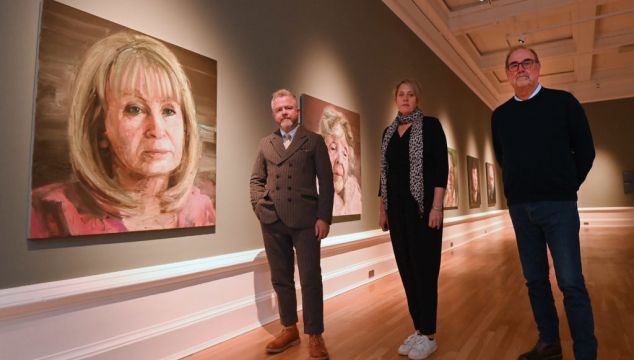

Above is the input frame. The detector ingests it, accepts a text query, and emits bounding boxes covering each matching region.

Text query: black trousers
[387,195,443,335]
[261,220,324,334]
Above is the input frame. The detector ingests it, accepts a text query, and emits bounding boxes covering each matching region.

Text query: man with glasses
[491,46,597,360]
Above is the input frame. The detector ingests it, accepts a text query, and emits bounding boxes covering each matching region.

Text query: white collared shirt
[280,124,299,141]
[514,83,542,102]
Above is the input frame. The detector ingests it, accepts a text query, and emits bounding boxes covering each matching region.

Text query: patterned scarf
[380,108,425,216]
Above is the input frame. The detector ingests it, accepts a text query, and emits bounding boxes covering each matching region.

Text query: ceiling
[384,0,634,109]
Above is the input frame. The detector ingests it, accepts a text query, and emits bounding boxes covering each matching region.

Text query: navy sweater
[491,87,595,205]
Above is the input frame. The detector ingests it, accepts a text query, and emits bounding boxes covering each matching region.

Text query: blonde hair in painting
[319,106,355,169]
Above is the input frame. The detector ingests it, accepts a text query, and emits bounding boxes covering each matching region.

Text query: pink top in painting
[30,182,215,238]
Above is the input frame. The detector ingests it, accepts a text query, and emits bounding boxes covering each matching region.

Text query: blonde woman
[379,79,448,359]
[30,32,214,238]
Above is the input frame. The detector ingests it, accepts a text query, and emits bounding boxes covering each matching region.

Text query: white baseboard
[579,207,634,227]
[0,211,513,360]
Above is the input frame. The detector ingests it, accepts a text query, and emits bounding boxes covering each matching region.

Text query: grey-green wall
[6,0,630,290]
[579,98,634,207]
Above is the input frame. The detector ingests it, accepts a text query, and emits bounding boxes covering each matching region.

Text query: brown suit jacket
[250,126,334,229]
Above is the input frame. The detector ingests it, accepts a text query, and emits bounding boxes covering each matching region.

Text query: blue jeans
[509,201,597,359]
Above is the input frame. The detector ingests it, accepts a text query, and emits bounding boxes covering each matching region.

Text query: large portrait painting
[444,147,459,209]
[29,0,217,239]
[485,162,497,206]
[301,94,362,217]
[466,156,481,209]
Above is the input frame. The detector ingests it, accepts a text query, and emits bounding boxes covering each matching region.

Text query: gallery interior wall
[0,0,629,290]
[580,97,634,207]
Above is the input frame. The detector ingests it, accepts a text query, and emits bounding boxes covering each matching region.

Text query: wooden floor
[185,226,634,359]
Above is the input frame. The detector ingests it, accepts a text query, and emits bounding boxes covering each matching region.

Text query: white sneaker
[408,336,437,360]
[398,332,423,356]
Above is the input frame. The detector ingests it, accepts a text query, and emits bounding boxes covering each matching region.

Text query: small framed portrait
[444,148,459,209]
[485,162,497,206]
[466,156,481,209]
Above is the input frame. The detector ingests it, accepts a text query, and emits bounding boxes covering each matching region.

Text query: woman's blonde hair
[394,79,422,104]
[68,32,200,215]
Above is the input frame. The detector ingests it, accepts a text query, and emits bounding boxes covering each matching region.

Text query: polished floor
[186,226,634,359]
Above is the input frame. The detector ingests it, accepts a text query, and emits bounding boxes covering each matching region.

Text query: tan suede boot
[308,334,329,360]
[265,324,300,353]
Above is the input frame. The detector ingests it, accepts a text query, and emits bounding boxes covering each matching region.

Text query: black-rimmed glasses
[507,59,538,72]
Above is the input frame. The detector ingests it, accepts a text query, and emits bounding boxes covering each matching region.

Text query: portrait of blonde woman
[30,26,216,238]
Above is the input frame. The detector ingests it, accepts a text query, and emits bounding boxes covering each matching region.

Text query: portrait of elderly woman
[301,95,362,216]
[29,2,216,239]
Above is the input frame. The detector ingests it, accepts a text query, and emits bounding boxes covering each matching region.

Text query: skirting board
[1,210,512,360]
[578,207,634,227]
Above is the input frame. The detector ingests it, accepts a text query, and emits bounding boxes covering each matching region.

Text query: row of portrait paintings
[444,150,497,209]
[29,0,364,240]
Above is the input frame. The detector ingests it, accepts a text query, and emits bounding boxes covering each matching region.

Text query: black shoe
[518,340,562,360]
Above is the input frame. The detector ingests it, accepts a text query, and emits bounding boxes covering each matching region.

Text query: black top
[380,116,448,212]
[491,87,595,205]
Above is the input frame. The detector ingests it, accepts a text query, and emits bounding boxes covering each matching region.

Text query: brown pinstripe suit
[250,125,334,228]
[250,125,334,334]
